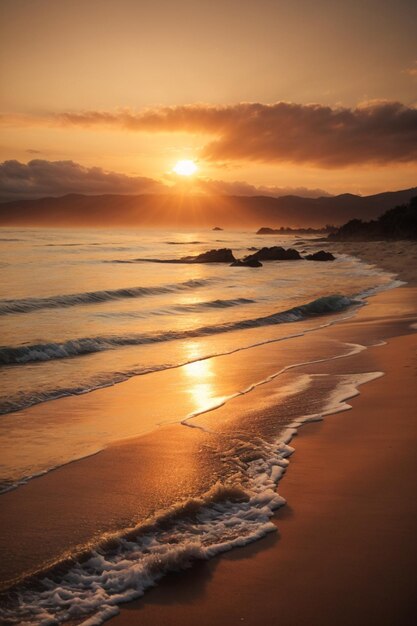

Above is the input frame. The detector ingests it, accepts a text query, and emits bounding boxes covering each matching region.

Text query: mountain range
[0,187,416,228]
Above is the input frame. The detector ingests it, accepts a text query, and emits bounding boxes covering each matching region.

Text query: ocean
[0,227,401,624]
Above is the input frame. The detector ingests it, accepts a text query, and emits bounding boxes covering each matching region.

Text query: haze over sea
[0,226,403,625]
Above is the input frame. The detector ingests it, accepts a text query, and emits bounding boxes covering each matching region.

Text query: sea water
[0,226,401,625]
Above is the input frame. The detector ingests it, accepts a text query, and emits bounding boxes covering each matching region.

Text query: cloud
[0,159,332,202]
[26,149,42,154]
[192,178,331,198]
[3,100,417,168]
[0,159,166,202]
[402,60,417,78]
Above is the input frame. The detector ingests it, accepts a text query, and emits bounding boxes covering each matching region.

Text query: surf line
[180,340,367,433]
[179,279,405,434]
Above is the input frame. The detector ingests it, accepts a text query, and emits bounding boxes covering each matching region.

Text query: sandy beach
[330,240,417,284]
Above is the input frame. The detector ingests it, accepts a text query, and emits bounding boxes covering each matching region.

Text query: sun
[173,159,198,176]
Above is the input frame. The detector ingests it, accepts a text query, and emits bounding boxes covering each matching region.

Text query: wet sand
[329,239,417,284]
[112,326,417,626]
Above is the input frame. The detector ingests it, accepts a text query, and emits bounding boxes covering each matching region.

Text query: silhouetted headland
[329,197,417,241]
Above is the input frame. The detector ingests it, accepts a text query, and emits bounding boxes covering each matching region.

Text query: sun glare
[173,159,198,176]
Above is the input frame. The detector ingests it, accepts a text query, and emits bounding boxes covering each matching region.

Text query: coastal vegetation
[329,197,417,241]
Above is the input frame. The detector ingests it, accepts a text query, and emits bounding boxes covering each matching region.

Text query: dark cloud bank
[0,160,164,202]
[54,100,417,167]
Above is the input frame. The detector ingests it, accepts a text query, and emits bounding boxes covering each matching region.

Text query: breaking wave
[0,279,214,316]
[94,297,256,319]
[0,443,290,625]
[0,295,359,366]
[0,370,381,626]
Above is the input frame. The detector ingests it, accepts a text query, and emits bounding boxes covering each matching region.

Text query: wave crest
[0,441,290,625]
[0,295,359,366]
[0,279,213,315]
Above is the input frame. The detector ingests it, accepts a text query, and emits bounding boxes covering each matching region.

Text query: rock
[304,250,335,261]
[244,246,302,262]
[230,258,263,267]
[181,248,236,263]
[256,227,279,234]
[256,226,333,235]
[212,226,223,231]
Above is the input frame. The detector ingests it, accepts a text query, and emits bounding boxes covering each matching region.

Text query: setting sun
[173,159,198,176]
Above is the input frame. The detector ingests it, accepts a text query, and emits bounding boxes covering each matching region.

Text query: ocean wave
[0,279,213,316]
[174,297,256,312]
[0,370,382,625]
[165,240,203,245]
[94,297,257,319]
[0,443,290,624]
[0,295,359,366]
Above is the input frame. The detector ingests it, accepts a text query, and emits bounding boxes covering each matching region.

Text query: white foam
[1,366,385,626]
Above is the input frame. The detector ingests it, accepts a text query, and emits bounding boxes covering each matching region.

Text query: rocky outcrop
[243,246,302,262]
[137,248,237,264]
[230,258,263,267]
[180,248,236,263]
[212,226,223,231]
[256,226,333,235]
[305,250,335,261]
[256,227,279,234]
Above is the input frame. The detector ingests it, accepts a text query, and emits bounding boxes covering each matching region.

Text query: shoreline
[111,314,417,626]
[324,239,417,284]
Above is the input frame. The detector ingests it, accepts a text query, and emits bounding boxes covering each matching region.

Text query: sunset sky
[1,0,416,201]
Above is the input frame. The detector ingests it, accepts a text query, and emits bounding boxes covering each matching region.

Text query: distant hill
[0,187,416,228]
[256,226,335,235]
[329,197,417,240]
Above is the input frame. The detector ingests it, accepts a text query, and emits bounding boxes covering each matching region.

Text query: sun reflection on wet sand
[182,343,221,414]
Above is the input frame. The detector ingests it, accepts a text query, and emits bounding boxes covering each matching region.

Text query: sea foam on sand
[0,368,382,626]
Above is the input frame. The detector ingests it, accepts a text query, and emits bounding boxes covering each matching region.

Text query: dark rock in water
[244,246,302,262]
[136,248,236,264]
[247,246,258,251]
[256,227,278,234]
[305,250,335,261]
[230,258,263,267]
[212,226,223,231]
[181,248,235,263]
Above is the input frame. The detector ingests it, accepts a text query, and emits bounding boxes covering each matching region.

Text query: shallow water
[0,227,396,487]
[0,227,403,625]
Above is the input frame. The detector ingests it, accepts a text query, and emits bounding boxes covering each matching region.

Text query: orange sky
[1,0,416,199]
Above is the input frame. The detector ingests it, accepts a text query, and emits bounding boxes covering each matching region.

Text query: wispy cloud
[402,60,417,78]
[2,100,417,167]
